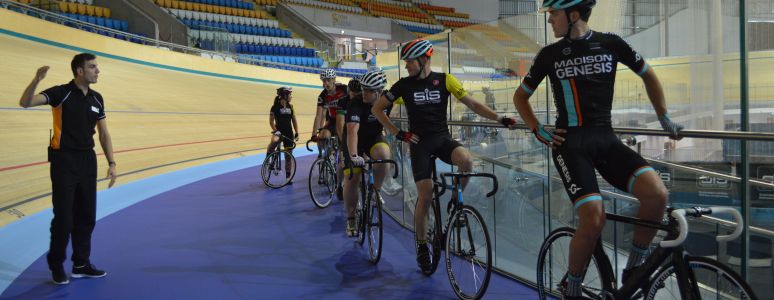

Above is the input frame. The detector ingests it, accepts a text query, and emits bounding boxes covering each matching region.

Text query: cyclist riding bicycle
[267,87,299,182]
[341,71,394,237]
[512,1,684,298]
[371,38,517,273]
[312,68,348,196]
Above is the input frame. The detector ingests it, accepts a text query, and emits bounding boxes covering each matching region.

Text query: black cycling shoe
[416,244,433,275]
[51,267,69,285]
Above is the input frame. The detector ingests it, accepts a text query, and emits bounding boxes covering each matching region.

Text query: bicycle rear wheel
[261,151,295,188]
[645,256,758,300]
[308,159,336,208]
[366,188,383,264]
[536,227,614,300]
[445,205,492,300]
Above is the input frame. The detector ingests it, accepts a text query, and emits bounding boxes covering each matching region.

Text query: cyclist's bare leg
[630,170,668,248]
[369,144,391,190]
[568,201,606,277]
[414,179,434,242]
[319,129,332,154]
[450,146,473,198]
[343,170,361,219]
[266,135,281,154]
[284,151,292,174]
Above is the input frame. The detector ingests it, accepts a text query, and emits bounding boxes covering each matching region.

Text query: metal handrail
[392,118,774,142]
[393,117,774,238]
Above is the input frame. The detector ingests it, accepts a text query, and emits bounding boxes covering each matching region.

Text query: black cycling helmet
[347,78,362,94]
[277,86,292,99]
[541,0,596,40]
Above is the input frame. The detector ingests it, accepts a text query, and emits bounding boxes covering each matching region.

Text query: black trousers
[47,148,97,270]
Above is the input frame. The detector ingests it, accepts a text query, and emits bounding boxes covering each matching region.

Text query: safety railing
[377,119,774,296]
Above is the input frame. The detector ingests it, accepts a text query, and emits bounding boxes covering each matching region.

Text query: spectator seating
[283,0,363,14]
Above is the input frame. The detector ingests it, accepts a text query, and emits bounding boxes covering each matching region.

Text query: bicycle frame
[595,212,703,299]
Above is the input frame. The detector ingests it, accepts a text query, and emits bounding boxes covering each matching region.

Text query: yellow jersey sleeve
[445,74,467,100]
[394,97,404,105]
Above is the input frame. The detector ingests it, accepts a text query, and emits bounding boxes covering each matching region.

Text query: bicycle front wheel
[356,183,366,246]
[261,151,296,188]
[645,255,758,300]
[366,188,383,264]
[536,227,614,300]
[423,199,443,276]
[445,205,492,300]
[308,159,336,208]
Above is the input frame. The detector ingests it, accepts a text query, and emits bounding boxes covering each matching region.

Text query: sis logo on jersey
[279,107,292,115]
[413,88,442,105]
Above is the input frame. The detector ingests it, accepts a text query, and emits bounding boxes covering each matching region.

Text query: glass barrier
[381,0,773,297]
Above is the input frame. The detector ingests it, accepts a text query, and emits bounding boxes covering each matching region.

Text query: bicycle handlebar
[347,159,399,180]
[659,206,744,248]
[306,140,314,152]
[367,159,399,179]
[439,172,499,197]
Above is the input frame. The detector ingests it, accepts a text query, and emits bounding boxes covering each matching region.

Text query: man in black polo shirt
[18,53,117,285]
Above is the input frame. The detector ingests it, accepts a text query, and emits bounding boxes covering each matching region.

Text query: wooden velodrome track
[3,7,774,228]
[0,9,332,226]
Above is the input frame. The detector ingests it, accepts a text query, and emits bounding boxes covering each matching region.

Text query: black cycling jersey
[385,72,467,136]
[270,103,295,132]
[344,94,392,142]
[520,31,649,128]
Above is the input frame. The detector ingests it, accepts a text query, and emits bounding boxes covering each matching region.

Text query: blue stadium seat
[246,44,255,54]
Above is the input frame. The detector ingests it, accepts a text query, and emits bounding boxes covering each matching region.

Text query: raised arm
[19,66,51,108]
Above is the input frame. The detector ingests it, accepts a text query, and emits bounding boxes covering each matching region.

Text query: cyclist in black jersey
[267,87,299,182]
[266,86,298,178]
[371,39,518,273]
[513,1,684,298]
[340,71,393,237]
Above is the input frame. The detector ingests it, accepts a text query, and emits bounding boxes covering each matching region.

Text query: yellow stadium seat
[163,0,171,7]
[192,3,200,11]
[94,7,103,17]
[58,2,68,13]
[218,6,226,14]
[171,1,179,9]
[67,2,77,14]
[86,5,95,16]
[104,7,111,18]
[225,7,232,16]
[76,3,86,15]
[185,2,193,11]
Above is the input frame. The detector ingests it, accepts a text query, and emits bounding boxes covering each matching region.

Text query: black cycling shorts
[278,128,295,150]
[551,127,653,209]
[343,135,388,172]
[409,134,462,181]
